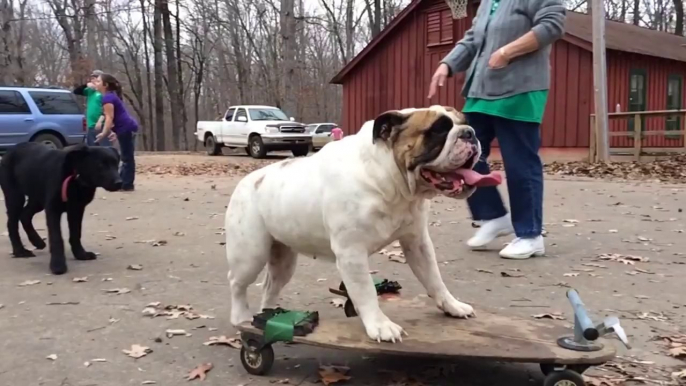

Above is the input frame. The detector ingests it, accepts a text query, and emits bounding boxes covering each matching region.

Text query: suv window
[225,108,236,121]
[235,108,248,121]
[316,124,335,134]
[0,90,31,114]
[28,91,81,115]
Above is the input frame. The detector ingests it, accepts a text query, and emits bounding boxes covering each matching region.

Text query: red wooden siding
[604,51,686,148]
[339,1,686,151]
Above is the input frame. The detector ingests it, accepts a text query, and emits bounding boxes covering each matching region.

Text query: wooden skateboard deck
[237,295,616,365]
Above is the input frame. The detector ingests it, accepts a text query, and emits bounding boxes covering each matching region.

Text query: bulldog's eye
[427,116,454,136]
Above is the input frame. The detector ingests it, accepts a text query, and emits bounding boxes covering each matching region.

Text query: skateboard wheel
[540,364,590,376]
[543,369,586,386]
[240,340,275,376]
[344,299,357,317]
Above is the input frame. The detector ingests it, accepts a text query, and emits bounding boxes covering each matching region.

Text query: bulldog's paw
[230,308,253,327]
[364,316,406,343]
[439,297,475,319]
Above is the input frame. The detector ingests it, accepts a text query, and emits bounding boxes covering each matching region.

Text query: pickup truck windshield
[248,108,289,121]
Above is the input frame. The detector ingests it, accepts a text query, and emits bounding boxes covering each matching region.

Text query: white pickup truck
[195,105,312,159]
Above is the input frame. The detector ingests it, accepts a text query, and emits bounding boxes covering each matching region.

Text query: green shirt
[83,87,103,129]
[462,0,549,124]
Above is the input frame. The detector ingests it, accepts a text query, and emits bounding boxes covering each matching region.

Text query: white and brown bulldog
[224,105,501,343]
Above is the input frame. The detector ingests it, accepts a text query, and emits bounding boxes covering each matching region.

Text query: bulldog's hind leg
[399,229,475,318]
[259,242,297,310]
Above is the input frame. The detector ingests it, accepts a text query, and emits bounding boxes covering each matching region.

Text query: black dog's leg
[45,208,68,275]
[4,192,34,258]
[20,199,46,250]
[67,204,96,261]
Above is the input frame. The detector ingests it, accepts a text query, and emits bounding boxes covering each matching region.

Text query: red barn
[330,0,686,161]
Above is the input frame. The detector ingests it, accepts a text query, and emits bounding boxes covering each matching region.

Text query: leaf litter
[142,302,214,320]
[597,253,650,265]
[532,312,565,320]
[186,363,213,381]
[319,365,352,385]
[123,344,152,359]
[18,280,41,287]
[203,335,241,349]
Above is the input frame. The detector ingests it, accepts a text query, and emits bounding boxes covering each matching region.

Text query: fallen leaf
[142,382,157,385]
[105,235,116,240]
[18,280,41,287]
[73,277,88,282]
[173,231,185,236]
[532,312,565,320]
[330,298,345,308]
[476,269,493,274]
[84,361,91,367]
[319,365,351,385]
[672,369,686,380]
[317,278,327,282]
[597,253,649,265]
[634,295,650,300]
[103,288,131,295]
[152,240,167,247]
[635,312,668,322]
[127,264,143,271]
[563,219,580,223]
[46,354,57,361]
[583,263,607,269]
[126,216,139,221]
[670,346,686,359]
[91,358,107,363]
[187,363,213,381]
[429,221,441,227]
[203,336,241,348]
[102,277,113,282]
[123,344,152,359]
[563,273,579,277]
[0,304,4,310]
[609,229,619,233]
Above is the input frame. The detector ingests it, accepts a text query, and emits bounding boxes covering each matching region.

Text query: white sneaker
[499,236,545,259]
[466,214,515,249]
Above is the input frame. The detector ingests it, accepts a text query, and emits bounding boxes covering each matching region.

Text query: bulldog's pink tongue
[455,169,502,187]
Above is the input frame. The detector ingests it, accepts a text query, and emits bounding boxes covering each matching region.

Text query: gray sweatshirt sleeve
[439,3,486,76]
[528,0,566,48]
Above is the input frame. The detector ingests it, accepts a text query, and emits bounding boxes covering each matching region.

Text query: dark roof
[331,2,686,84]
[565,11,686,63]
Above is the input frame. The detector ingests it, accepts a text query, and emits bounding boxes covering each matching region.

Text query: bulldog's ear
[443,106,467,124]
[372,110,408,143]
[64,143,90,169]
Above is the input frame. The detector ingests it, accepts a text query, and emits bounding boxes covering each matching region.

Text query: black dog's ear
[372,110,408,143]
[64,144,90,169]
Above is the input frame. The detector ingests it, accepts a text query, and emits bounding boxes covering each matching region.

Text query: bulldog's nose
[458,127,476,143]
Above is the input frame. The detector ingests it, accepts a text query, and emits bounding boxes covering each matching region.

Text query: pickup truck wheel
[205,135,222,156]
[32,133,63,150]
[248,136,267,159]
[291,145,309,157]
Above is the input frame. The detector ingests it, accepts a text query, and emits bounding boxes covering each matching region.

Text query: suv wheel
[33,133,63,150]
[248,136,267,159]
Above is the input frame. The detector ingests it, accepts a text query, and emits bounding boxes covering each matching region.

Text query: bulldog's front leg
[399,229,475,318]
[335,248,405,343]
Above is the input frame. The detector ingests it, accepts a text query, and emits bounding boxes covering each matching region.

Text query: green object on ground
[263,310,315,344]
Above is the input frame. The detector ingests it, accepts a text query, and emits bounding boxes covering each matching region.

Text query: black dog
[0,143,122,274]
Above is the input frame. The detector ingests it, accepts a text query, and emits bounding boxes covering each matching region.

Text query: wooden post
[633,113,642,161]
[589,114,597,162]
[590,0,610,161]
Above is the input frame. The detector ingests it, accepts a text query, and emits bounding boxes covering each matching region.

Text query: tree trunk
[161,0,182,150]
[175,0,188,150]
[674,0,684,36]
[279,0,297,118]
[153,0,166,151]
[632,0,640,25]
[141,0,154,150]
[85,0,97,68]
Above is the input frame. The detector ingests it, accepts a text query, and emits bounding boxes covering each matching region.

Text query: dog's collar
[61,174,78,202]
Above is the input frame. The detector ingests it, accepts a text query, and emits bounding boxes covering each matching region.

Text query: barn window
[628,69,647,132]
[666,75,683,136]
[426,9,454,47]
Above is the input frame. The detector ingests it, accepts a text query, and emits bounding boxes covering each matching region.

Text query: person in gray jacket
[428,0,566,259]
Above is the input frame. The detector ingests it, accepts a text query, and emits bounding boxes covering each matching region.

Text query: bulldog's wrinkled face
[372,105,481,199]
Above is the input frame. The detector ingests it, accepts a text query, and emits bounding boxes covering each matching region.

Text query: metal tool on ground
[236,289,628,385]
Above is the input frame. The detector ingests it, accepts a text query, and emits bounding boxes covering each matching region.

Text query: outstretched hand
[427,63,450,99]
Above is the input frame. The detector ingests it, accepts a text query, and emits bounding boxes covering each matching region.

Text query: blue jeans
[465,112,543,238]
[85,128,112,147]
[117,131,136,189]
